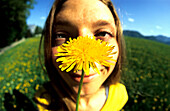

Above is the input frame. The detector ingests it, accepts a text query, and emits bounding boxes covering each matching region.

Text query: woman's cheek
[108,39,119,61]
[52,47,59,62]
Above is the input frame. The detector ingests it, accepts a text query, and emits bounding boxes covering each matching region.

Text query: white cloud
[150,30,154,33]
[128,18,134,22]
[125,11,133,16]
[156,25,162,29]
[40,16,46,20]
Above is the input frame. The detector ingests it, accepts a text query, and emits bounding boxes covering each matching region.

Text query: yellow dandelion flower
[9,87,12,91]
[15,68,19,71]
[23,83,27,87]
[3,86,6,89]
[8,74,12,77]
[142,99,146,103]
[140,76,143,79]
[25,88,28,93]
[134,99,138,103]
[55,36,116,75]
[16,83,22,90]
[30,79,34,82]
[7,83,10,86]
[35,84,40,90]
[26,69,29,72]
[0,77,4,81]
[154,98,158,102]
[135,95,139,98]
[13,105,16,108]
[152,106,156,110]
[5,90,8,93]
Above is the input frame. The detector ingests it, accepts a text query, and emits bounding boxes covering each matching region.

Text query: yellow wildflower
[35,84,40,90]
[142,99,146,103]
[30,79,34,82]
[136,77,139,81]
[15,68,19,71]
[16,83,22,90]
[55,36,116,75]
[7,83,10,86]
[25,88,28,93]
[134,99,138,103]
[3,86,6,89]
[12,79,15,82]
[135,95,139,98]
[140,76,143,79]
[8,74,12,77]
[9,87,12,91]
[13,105,16,108]
[152,106,156,110]
[154,98,158,102]
[5,90,8,93]
[0,77,4,81]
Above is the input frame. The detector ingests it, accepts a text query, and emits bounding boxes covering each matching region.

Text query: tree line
[0,0,42,48]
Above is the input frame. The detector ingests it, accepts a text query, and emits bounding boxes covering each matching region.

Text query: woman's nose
[78,28,93,37]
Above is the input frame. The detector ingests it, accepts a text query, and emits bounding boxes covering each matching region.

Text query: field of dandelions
[0,36,169,111]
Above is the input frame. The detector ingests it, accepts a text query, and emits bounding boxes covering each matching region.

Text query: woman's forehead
[54,0,115,26]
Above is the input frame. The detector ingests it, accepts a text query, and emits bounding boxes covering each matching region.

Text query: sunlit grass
[0,36,169,110]
[122,36,170,111]
[0,36,48,110]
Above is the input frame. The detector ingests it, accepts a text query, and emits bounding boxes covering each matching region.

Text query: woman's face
[52,0,119,95]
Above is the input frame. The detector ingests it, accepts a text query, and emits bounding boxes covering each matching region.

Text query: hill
[123,30,170,45]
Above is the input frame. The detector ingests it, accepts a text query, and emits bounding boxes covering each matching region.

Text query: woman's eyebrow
[54,19,73,27]
[93,20,112,27]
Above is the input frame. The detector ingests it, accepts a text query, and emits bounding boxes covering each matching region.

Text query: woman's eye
[95,31,113,38]
[52,32,69,46]
[95,32,109,37]
[95,31,113,41]
[56,33,68,38]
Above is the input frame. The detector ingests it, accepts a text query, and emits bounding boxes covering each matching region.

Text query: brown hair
[39,0,125,109]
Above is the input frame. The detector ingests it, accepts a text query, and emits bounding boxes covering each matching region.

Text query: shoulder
[101,83,128,111]
[109,83,128,96]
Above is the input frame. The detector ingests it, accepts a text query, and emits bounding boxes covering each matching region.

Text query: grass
[122,36,170,111]
[0,36,169,111]
[0,36,47,110]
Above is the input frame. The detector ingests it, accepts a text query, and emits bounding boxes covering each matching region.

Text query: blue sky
[27,0,170,37]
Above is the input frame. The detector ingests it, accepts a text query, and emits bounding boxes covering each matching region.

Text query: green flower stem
[76,70,84,111]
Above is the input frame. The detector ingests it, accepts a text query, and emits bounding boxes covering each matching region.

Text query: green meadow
[0,36,169,111]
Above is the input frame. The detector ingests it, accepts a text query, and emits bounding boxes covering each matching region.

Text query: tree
[0,0,36,48]
[25,29,33,38]
[34,26,43,35]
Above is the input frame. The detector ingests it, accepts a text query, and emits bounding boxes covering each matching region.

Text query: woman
[34,0,128,110]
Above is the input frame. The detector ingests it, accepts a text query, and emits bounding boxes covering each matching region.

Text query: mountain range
[123,30,170,45]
